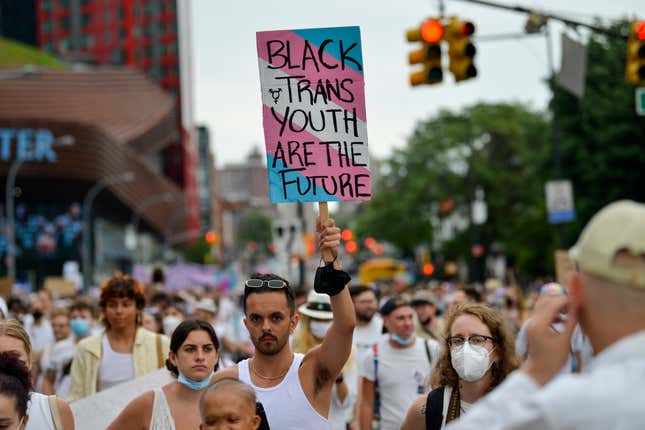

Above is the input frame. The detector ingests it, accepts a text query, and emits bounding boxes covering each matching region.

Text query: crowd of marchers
[0,200,644,429]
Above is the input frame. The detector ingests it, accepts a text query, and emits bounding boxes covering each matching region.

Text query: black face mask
[314,261,351,297]
[32,310,44,320]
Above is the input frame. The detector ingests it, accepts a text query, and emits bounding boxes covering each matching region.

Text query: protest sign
[256,26,370,203]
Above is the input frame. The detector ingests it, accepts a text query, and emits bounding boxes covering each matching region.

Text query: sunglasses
[245,279,288,289]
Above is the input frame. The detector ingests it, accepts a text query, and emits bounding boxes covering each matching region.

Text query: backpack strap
[424,387,445,430]
[156,333,163,369]
[372,343,380,420]
[48,395,63,430]
[424,339,433,366]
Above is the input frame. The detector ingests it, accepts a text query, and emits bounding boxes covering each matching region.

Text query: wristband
[314,261,351,296]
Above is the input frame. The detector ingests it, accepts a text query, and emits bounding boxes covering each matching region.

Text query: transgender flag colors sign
[256,26,370,203]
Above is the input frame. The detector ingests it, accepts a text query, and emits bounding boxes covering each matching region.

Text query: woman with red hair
[67,273,170,402]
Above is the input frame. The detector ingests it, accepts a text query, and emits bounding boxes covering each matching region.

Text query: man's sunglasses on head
[245,279,288,289]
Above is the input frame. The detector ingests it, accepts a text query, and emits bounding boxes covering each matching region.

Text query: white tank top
[25,392,55,430]
[150,388,176,430]
[99,335,135,391]
[239,353,330,430]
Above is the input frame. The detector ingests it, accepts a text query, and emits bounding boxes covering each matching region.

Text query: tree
[356,102,552,276]
[237,211,272,253]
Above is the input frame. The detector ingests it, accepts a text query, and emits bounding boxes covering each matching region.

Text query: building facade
[34,0,200,233]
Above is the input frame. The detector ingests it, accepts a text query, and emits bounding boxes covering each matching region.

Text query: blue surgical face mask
[70,318,90,338]
[177,369,214,391]
[391,333,415,345]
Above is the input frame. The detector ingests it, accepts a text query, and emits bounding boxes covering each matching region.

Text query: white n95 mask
[310,320,332,339]
[451,342,494,382]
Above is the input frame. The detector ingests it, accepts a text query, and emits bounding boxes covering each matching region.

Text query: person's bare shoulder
[401,394,427,430]
[210,363,239,384]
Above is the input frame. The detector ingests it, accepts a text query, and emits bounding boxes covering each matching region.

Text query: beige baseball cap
[569,200,645,288]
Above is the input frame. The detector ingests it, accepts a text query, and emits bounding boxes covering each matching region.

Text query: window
[132,26,141,39]
[81,13,91,27]
[82,34,94,49]
[44,41,55,52]
[105,30,112,44]
[41,0,52,12]
[42,20,54,34]
[110,49,125,64]
[119,28,126,41]
[60,16,71,31]
[105,10,111,23]
[118,7,124,20]
[81,0,92,6]
[58,38,69,53]
[59,0,70,9]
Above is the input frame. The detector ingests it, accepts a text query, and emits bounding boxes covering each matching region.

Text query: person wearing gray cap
[447,200,645,430]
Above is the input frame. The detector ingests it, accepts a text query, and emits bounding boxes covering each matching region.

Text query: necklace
[249,356,293,380]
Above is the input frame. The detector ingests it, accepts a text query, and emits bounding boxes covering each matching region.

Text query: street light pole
[5,135,75,280]
[82,172,135,290]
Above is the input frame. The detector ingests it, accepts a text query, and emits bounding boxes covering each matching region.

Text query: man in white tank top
[212,218,355,430]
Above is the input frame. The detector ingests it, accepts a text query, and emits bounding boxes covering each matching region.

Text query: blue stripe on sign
[292,26,363,74]
[266,154,341,203]
[548,210,576,224]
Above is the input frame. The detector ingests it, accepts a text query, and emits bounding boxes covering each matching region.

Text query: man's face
[384,306,416,340]
[353,291,377,323]
[413,303,436,325]
[244,291,297,356]
[51,315,70,341]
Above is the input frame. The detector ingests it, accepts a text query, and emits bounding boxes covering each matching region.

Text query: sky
[190,0,642,167]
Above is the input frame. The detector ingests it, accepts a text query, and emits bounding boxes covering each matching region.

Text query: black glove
[314,261,351,296]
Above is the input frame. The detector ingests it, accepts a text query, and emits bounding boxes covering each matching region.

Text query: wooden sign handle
[318,202,336,264]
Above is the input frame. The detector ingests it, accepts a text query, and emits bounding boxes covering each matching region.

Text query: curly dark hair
[165,319,220,378]
[431,302,519,391]
[99,272,146,329]
[0,351,33,418]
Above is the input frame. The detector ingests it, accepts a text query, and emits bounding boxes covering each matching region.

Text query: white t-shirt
[516,320,584,375]
[360,337,441,430]
[98,335,135,391]
[352,314,383,364]
[41,336,77,398]
[24,316,54,352]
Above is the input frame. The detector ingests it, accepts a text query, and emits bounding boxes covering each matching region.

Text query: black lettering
[287,141,304,166]
[355,174,371,197]
[325,79,341,102]
[274,75,305,103]
[339,173,353,197]
[339,41,363,71]
[344,108,359,137]
[339,78,355,103]
[350,142,367,166]
[267,40,287,69]
[271,106,289,137]
[318,40,338,69]
[289,109,308,133]
[309,111,326,133]
[327,109,342,132]
[302,41,320,72]
[321,175,338,195]
[302,142,315,166]
[279,167,308,199]
[319,141,339,166]
[313,80,329,104]
[272,141,287,168]
[297,79,314,105]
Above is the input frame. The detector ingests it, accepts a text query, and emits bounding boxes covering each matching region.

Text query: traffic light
[407,18,444,86]
[445,17,477,82]
[626,20,645,85]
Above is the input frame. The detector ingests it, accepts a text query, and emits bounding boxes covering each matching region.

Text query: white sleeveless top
[440,386,473,430]
[239,353,330,430]
[99,335,135,391]
[150,388,176,430]
[26,392,55,430]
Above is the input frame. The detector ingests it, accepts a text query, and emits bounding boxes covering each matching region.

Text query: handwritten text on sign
[256,26,370,203]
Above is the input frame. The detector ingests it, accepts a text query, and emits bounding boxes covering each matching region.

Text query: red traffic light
[637,21,645,40]
[345,240,358,253]
[422,263,435,276]
[421,19,444,43]
[364,237,376,249]
[205,231,217,244]
[341,229,353,241]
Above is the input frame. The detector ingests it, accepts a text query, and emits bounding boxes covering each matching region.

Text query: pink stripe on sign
[257,30,366,122]
[262,105,371,199]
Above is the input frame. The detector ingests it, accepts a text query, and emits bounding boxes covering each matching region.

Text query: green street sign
[637,87,645,116]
